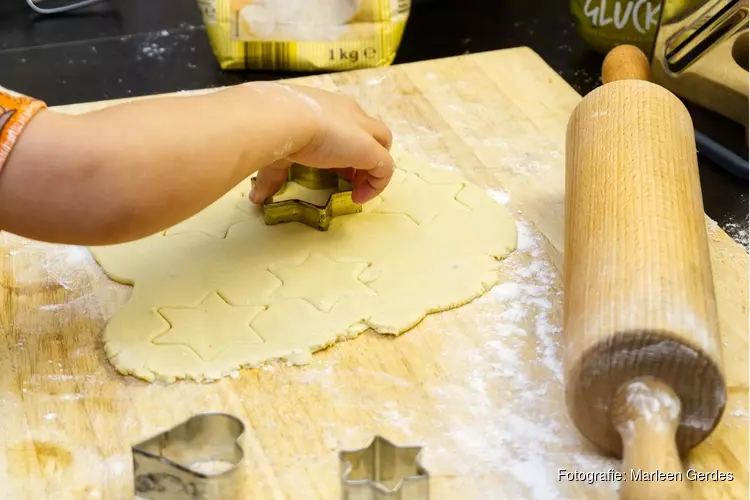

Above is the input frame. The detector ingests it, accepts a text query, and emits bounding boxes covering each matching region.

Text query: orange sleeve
[0,86,47,172]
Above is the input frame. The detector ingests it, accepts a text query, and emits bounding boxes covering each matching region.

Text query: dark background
[1,0,747,247]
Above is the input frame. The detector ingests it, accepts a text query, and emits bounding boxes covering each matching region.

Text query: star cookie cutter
[251,163,362,231]
[132,412,245,500]
[339,435,430,499]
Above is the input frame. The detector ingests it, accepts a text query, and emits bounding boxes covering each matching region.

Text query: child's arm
[0,82,393,246]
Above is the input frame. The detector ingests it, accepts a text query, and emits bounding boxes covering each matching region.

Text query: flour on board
[707,215,749,250]
[724,215,749,250]
[486,188,511,206]
[416,215,618,498]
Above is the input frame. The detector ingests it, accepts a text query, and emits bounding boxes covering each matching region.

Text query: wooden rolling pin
[563,44,727,499]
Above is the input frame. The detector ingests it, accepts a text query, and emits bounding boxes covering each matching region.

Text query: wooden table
[1,48,747,500]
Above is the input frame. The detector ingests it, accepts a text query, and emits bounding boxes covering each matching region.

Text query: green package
[571,0,666,55]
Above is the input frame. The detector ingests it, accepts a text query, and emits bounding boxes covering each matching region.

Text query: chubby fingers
[330,133,394,204]
[359,113,393,151]
[253,131,393,206]
[350,137,394,204]
[350,113,393,203]
[250,159,292,204]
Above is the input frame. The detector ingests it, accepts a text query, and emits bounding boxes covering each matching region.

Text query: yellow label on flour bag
[197,0,411,71]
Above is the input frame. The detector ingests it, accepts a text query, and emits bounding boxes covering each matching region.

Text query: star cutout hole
[374,174,470,225]
[153,292,265,361]
[268,253,377,312]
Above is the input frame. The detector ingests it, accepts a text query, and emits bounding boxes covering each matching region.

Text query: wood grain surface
[0,48,747,500]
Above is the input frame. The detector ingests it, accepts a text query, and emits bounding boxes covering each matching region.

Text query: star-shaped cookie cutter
[339,435,430,499]
[132,412,245,500]
[251,163,362,231]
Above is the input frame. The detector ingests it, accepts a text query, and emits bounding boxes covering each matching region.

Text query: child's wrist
[239,82,319,160]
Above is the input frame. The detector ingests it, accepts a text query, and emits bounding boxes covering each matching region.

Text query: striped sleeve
[0,86,47,172]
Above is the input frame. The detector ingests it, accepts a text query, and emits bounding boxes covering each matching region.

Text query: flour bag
[197,0,411,70]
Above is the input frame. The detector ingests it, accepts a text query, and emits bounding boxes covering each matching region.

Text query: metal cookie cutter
[132,412,245,500]
[251,163,362,231]
[339,435,429,500]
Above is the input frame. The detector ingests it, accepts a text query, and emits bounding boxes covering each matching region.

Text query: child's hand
[248,83,394,205]
[0,81,395,245]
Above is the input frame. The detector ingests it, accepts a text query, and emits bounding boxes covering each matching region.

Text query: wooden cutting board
[1,47,747,500]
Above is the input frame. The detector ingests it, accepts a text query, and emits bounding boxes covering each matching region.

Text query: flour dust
[723,214,749,250]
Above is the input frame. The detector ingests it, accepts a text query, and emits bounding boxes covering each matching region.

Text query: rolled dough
[90,149,517,383]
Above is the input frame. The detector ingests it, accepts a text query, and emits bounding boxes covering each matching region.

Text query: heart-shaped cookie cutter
[132,412,245,500]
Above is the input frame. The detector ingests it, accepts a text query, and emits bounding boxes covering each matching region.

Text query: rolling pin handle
[602,44,652,84]
[612,377,692,500]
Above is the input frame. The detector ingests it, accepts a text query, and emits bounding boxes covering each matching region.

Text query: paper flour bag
[197,0,411,71]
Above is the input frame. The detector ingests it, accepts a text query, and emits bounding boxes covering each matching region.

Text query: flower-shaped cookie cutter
[132,412,245,500]
[252,163,362,231]
[339,435,430,499]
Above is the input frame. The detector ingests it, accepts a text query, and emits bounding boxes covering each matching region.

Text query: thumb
[250,160,292,204]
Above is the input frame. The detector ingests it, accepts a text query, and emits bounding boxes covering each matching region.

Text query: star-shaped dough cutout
[164,192,255,239]
[153,292,265,361]
[268,253,376,312]
[374,174,470,224]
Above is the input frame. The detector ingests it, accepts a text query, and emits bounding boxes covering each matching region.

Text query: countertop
[2,48,747,500]
[1,0,747,245]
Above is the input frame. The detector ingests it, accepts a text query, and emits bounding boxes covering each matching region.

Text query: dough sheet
[90,149,518,382]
